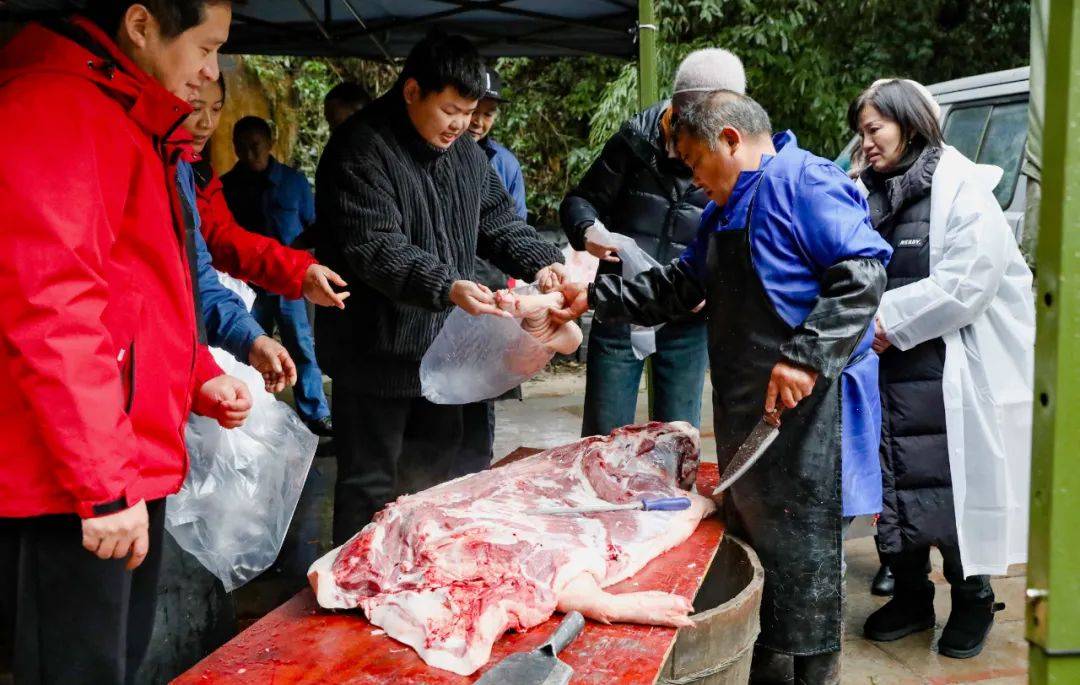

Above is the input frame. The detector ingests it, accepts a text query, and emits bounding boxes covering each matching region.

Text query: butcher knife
[475,611,585,685]
[712,409,783,497]
[525,497,691,516]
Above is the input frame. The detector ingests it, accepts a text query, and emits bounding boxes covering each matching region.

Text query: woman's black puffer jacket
[863,145,958,554]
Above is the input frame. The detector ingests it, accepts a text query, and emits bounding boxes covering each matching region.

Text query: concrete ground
[497,365,1029,685]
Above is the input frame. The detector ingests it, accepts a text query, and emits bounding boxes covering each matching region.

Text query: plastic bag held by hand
[165,274,318,592]
[421,285,581,404]
[587,222,663,360]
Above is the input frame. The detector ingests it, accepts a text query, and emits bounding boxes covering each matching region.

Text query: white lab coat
[876,146,1035,577]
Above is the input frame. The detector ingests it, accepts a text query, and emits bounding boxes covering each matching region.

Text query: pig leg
[496,290,582,355]
[521,315,582,355]
[556,572,695,628]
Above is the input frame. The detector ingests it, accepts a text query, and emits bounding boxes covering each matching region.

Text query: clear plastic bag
[587,222,664,360]
[421,285,553,405]
[165,274,318,592]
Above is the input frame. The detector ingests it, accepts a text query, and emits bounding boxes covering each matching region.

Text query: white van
[838,67,1030,242]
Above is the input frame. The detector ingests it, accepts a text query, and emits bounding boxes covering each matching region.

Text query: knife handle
[545,611,585,656]
[641,497,692,511]
[764,407,783,428]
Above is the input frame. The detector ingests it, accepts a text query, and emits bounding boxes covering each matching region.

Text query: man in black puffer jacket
[560,48,744,437]
[315,32,564,544]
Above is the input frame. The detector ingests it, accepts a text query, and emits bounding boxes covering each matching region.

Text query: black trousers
[331,385,493,545]
[889,543,993,604]
[0,500,166,685]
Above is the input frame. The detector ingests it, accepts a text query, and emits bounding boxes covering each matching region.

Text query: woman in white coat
[850,79,1034,659]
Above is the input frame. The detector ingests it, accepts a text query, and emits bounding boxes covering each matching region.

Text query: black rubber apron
[706,183,844,656]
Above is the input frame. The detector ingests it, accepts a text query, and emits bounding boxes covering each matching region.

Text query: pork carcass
[308,421,715,676]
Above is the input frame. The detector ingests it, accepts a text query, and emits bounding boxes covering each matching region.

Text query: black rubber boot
[937,597,1005,659]
[871,564,895,596]
[863,579,935,642]
[749,645,794,684]
[794,651,841,685]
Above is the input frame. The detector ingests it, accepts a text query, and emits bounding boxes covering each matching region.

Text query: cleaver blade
[475,611,585,685]
[712,410,782,497]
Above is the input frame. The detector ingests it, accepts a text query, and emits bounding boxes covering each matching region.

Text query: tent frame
[226,0,642,59]
[1027,0,1080,682]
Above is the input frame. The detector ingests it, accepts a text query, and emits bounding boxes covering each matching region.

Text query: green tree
[586,0,1029,159]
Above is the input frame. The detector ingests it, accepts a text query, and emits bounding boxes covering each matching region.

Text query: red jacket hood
[0,17,194,145]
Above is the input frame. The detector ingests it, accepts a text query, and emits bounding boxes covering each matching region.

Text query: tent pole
[637,0,658,109]
[637,0,658,416]
[1027,1,1080,682]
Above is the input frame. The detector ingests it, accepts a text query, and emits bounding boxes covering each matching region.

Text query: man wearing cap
[469,68,526,221]
[467,67,530,454]
[560,48,745,438]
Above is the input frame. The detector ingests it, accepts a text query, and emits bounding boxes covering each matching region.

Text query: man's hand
[584,223,620,263]
[765,360,818,413]
[248,335,298,393]
[535,263,568,293]
[449,280,512,317]
[82,499,149,570]
[194,374,253,429]
[303,264,350,309]
[872,317,892,354]
[550,282,591,325]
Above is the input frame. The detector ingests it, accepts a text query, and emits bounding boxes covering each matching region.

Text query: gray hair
[675,90,772,150]
[672,48,746,111]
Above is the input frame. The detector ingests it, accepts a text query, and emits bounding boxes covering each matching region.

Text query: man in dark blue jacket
[467,68,529,440]
[468,69,526,221]
[222,117,330,433]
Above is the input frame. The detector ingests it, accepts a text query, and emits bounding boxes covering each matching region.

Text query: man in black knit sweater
[315,32,565,543]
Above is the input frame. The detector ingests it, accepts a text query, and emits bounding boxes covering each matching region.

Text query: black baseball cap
[481,68,508,103]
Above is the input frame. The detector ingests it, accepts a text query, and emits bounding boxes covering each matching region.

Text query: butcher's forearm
[591,261,704,327]
[780,258,886,379]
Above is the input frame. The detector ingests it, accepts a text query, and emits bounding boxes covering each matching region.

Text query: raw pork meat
[308,422,715,675]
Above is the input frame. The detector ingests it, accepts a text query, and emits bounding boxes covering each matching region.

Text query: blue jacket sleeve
[506,156,527,220]
[793,163,893,269]
[195,228,265,363]
[778,162,891,378]
[298,174,316,228]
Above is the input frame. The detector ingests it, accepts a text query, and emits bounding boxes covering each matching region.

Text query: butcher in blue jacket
[553,91,892,684]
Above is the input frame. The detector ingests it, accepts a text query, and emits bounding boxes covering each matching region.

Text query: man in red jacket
[0,3,251,682]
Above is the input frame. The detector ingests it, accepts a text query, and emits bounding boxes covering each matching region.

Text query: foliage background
[234,0,1028,225]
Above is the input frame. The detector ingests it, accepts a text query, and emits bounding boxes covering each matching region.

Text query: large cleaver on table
[475,611,585,684]
[712,409,783,497]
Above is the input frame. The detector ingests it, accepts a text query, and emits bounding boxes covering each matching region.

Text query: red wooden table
[174,461,724,685]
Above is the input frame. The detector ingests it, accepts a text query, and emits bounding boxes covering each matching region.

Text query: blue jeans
[581,319,709,437]
[252,292,330,422]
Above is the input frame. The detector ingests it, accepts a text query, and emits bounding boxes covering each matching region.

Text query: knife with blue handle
[525,497,691,516]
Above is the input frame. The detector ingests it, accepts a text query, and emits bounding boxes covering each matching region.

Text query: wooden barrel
[659,535,764,685]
